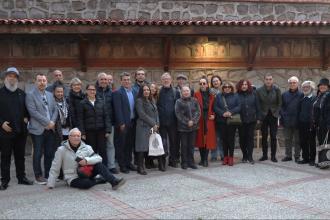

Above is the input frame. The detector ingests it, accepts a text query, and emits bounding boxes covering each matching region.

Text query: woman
[175,86,201,170]
[194,77,216,167]
[214,81,241,166]
[237,80,260,164]
[69,77,85,128]
[210,75,224,162]
[135,84,163,175]
[77,84,111,167]
[150,82,160,101]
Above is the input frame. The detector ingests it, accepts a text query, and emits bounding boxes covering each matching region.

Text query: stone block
[67,12,82,19]
[99,0,110,10]
[83,11,96,19]
[249,4,258,14]
[171,11,180,20]
[321,13,330,21]
[2,0,14,9]
[277,14,287,21]
[72,1,86,11]
[51,2,67,13]
[162,2,173,10]
[138,11,150,19]
[16,0,27,8]
[11,10,27,19]
[296,13,307,21]
[97,10,106,19]
[259,4,273,15]
[51,13,65,19]
[220,4,235,14]
[275,5,286,15]
[263,15,274,20]
[161,12,169,20]
[128,10,136,19]
[0,10,8,18]
[308,13,320,21]
[140,3,158,11]
[237,5,248,15]
[190,4,204,15]
[182,11,190,19]
[224,15,239,21]
[116,3,130,9]
[205,4,217,14]
[36,0,49,10]
[286,12,296,20]
[87,0,97,10]
[29,7,48,18]
[109,9,125,19]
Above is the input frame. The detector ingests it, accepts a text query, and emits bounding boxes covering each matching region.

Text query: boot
[203,150,209,167]
[137,153,147,175]
[158,156,165,172]
[223,156,229,165]
[199,149,205,166]
[228,157,234,166]
[145,156,156,169]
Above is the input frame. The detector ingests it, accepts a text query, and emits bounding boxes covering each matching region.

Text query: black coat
[77,98,111,135]
[321,91,330,129]
[0,86,29,138]
[214,93,241,124]
[96,84,113,125]
[157,86,179,126]
[280,89,303,128]
[238,91,260,123]
[298,94,316,125]
[69,90,85,128]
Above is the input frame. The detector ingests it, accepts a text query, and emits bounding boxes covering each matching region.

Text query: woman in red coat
[195,77,217,167]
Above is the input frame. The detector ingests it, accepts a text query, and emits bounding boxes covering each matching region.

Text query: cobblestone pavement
[0,147,329,219]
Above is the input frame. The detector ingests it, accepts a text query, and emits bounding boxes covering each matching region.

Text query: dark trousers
[31,130,56,179]
[160,124,179,164]
[179,131,196,166]
[70,162,116,189]
[299,122,316,162]
[261,114,278,158]
[239,122,256,160]
[317,125,329,145]
[220,124,238,157]
[0,134,27,184]
[85,130,107,167]
[114,122,135,169]
[199,148,209,162]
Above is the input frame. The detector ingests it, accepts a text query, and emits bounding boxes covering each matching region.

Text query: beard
[4,78,18,92]
[303,89,312,96]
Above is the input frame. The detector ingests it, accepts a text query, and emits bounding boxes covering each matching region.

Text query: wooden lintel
[163,37,171,72]
[247,37,261,71]
[321,38,330,70]
[79,36,88,72]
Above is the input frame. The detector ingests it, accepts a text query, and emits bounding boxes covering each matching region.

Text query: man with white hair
[0,67,33,190]
[47,128,125,190]
[280,76,304,162]
[297,81,317,165]
[46,69,69,97]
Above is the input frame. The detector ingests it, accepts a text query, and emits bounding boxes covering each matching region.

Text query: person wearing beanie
[320,78,330,145]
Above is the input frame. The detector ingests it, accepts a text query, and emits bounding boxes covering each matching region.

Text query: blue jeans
[31,130,56,178]
[211,124,224,159]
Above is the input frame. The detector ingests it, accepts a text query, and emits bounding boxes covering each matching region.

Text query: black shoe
[242,158,248,163]
[120,167,129,174]
[188,164,198,169]
[0,182,8,190]
[259,156,268,161]
[158,158,166,172]
[297,159,309,164]
[168,162,178,168]
[181,164,188,170]
[198,161,203,166]
[128,164,137,171]
[94,176,107,184]
[18,177,34,185]
[294,158,300,163]
[248,159,255,165]
[271,157,278,163]
[137,167,147,175]
[109,168,119,174]
[309,161,315,166]
[111,178,126,190]
[281,157,292,162]
[202,160,208,167]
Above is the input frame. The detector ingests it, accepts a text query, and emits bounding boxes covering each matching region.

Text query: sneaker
[35,176,47,185]
[111,178,126,190]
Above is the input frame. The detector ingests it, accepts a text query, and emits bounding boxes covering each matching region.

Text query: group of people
[0,66,330,191]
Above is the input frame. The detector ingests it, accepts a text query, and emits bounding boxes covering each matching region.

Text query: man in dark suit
[113,72,137,173]
[0,67,33,190]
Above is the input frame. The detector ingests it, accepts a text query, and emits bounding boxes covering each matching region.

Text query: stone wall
[0,0,329,21]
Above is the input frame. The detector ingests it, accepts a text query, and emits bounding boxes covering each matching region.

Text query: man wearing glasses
[26,73,58,185]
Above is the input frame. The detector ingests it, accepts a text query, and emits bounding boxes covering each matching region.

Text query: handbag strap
[323,130,329,146]
[221,95,229,111]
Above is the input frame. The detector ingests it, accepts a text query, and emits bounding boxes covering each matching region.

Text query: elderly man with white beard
[0,67,33,190]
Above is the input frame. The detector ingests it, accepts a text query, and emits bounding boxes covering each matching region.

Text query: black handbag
[317,131,330,169]
[222,95,242,125]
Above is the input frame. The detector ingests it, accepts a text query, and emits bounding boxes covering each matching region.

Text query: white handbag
[148,128,165,156]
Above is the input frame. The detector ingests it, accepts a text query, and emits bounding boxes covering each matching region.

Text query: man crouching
[47,128,125,190]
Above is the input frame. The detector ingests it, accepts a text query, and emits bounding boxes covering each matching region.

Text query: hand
[81,135,86,140]
[105,133,110,138]
[188,120,193,127]
[46,121,55,130]
[209,115,215,120]
[79,159,87,166]
[120,124,125,132]
[24,118,28,123]
[152,125,158,132]
[1,121,12,132]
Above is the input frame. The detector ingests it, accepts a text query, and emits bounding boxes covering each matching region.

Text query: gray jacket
[26,87,58,135]
[256,85,282,119]
[47,140,102,188]
[135,98,159,152]
[175,97,201,132]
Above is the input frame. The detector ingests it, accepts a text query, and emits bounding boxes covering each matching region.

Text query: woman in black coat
[77,84,111,166]
[237,80,260,164]
[69,78,85,128]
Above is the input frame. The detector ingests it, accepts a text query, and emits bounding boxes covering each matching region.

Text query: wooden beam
[163,37,171,72]
[321,38,330,70]
[79,36,88,72]
[247,37,261,71]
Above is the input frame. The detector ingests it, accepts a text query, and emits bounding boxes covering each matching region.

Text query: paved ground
[1,147,330,219]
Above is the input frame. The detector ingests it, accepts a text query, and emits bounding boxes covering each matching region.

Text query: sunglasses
[223,86,231,89]
[199,82,207,86]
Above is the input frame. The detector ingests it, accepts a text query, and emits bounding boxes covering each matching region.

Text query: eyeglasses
[223,86,231,89]
[199,82,207,85]
[87,89,96,91]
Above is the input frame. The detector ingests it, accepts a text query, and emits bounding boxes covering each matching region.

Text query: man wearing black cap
[0,67,33,190]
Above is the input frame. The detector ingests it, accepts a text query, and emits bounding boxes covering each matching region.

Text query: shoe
[120,167,129,174]
[248,159,255,165]
[128,164,137,171]
[202,160,208,167]
[158,157,166,172]
[198,161,203,166]
[0,182,8,190]
[281,157,292,162]
[94,176,107,184]
[210,157,217,162]
[109,168,119,174]
[242,158,248,163]
[188,164,198,169]
[18,177,33,185]
[181,164,188,170]
[111,178,126,190]
[309,161,315,166]
[222,156,229,165]
[35,176,47,185]
[168,161,178,168]
[228,157,234,166]
[271,157,278,163]
[294,157,300,163]
[297,159,309,164]
[259,156,268,161]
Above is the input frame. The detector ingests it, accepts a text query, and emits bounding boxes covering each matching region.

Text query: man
[95,72,117,174]
[47,128,125,190]
[132,67,148,95]
[46,70,69,97]
[256,74,282,162]
[113,72,137,173]
[175,73,194,98]
[26,73,58,184]
[157,72,180,168]
[0,67,33,190]
[107,74,114,90]
[280,76,303,163]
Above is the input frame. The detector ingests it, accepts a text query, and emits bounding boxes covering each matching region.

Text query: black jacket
[321,91,330,129]
[238,91,260,123]
[77,98,111,135]
[280,89,303,128]
[157,86,179,126]
[96,84,113,125]
[69,90,85,128]
[298,94,316,125]
[0,86,29,138]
